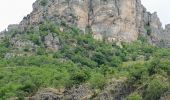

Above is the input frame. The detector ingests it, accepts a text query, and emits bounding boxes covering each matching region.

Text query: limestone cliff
[10,0,164,44]
[1,0,170,46]
[161,24,170,47]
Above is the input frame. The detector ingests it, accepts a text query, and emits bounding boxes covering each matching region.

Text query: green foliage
[144,76,169,100]
[138,34,148,43]
[29,34,41,45]
[36,47,46,55]
[70,69,90,85]
[0,21,169,99]
[0,38,10,58]
[147,58,161,75]
[127,92,142,100]
[18,81,37,95]
[128,64,148,85]
[89,73,106,89]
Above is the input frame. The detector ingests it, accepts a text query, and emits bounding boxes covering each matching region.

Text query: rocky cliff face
[11,0,167,44]
[1,0,170,46]
[161,24,170,47]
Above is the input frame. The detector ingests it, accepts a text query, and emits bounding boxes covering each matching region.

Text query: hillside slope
[0,22,169,100]
[0,0,170,100]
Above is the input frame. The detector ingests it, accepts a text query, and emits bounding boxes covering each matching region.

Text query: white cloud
[0,0,170,31]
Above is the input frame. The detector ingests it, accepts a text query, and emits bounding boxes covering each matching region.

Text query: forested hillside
[0,22,169,100]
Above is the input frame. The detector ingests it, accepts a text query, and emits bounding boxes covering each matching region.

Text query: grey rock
[94,78,130,100]
[161,24,170,47]
[4,53,15,59]
[64,85,92,100]
[30,88,64,100]
[29,78,129,100]
[13,0,169,44]
[44,33,60,51]
[11,39,34,48]
[7,24,19,31]
[1,0,170,47]
[29,85,92,100]
[10,34,36,51]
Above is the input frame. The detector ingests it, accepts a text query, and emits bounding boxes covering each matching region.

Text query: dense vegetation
[0,22,169,100]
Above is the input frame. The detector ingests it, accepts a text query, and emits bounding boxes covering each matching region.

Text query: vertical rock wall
[5,0,170,45]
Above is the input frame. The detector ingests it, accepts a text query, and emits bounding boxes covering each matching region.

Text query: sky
[141,0,170,28]
[0,0,36,31]
[0,0,170,31]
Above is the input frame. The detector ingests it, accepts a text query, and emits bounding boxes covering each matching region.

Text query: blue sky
[0,0,170,31]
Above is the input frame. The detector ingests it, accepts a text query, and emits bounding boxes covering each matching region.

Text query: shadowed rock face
[16,0,164,43]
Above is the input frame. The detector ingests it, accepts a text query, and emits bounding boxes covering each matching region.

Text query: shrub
[128,64,148,85]
[36,47,46,55]
[89,73,106,89]
[138,34,147,43]
[70,70,89,85]
[147,59,160,75]
[18,82,37,95]
[52,69,71,88]
[127,92,142,100]
[29,34,41,46]
[144,76,169,100]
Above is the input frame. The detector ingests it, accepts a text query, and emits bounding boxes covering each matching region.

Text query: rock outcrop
[1,0,169,47]
[44,33,60,51]
[161,24,170,47]
[29,78,131,100]
[14,0,166,44]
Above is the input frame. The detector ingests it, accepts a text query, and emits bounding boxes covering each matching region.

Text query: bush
[18,82,37,95]
[147,59,160,76]
[92,52,106,65]
[144,76,169,100]
[29,34,41,45]
[127,92,142,100]
[36,47,46,55]
[138,34,147,43]
[52,69,71,88]
[70,69,89,85]
[89,73,106,89]
[128,64,148,85]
